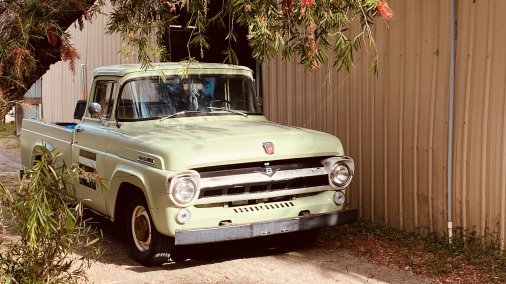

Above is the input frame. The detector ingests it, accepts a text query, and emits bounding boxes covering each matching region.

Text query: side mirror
[88,102,108,126]
[73,100,87,120]
[88,102,102,116]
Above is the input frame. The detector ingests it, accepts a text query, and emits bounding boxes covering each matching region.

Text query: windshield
[116,75,261,121]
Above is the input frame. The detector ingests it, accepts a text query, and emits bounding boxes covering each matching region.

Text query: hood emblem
[262,142,275,155]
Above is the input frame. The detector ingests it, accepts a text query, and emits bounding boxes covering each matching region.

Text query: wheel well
[32,146,46,166]
[114,183,145,224]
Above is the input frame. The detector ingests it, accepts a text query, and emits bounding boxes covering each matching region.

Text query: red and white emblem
[262,142,275,155]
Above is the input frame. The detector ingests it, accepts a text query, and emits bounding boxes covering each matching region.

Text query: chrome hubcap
[131,205,151,252]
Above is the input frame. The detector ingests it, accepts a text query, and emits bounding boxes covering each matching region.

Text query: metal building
[263,0,506,249]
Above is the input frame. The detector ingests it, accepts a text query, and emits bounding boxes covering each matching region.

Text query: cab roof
[93,62,253,78]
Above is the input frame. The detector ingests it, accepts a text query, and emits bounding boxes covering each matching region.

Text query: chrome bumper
[174,209,358,245]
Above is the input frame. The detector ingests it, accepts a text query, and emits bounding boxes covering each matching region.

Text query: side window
[93,80,116,119]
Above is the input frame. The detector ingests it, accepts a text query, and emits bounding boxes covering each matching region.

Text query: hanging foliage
[0,0,393,115]
[0,0,103,116]
[107,0,393,70]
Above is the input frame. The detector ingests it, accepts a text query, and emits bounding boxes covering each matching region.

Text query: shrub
[0,150,101,284]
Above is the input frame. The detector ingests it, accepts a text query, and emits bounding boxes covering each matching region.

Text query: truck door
[72,78,121,215]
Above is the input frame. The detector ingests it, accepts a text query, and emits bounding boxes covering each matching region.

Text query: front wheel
[126,197,172,266]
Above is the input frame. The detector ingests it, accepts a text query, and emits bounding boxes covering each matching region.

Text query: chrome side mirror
[88,102,102,116]
[88,102,108,126]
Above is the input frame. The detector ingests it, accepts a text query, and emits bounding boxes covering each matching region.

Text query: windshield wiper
[207,106,248,117]
[160,110,201,121]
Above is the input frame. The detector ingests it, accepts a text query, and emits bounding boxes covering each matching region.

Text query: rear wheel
[125,196,172,266]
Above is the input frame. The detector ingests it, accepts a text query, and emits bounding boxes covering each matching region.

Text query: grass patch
[320,219,506,283]
[0,122,15,138]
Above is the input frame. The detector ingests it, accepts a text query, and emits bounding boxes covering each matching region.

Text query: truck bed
[20,118,75,168]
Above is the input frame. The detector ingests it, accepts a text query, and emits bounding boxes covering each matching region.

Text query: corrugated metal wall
[17,79,42,134]
[453,0,506,248]
[41,3,132,122]
[263,0,505,248]
[23,79,42,100]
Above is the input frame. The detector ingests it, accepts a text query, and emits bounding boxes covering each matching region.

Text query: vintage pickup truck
[21,63,356,266]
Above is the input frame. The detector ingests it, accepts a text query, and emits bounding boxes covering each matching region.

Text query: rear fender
[31,142,54,165]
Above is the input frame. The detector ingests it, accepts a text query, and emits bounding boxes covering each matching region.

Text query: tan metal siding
[263,0,451,235]
[41,3,132,122]
[24,79,42,99]
[264,0,506,247]
[453,0,506,247]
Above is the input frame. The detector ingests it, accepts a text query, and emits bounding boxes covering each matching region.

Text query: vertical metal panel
[263,0,506,247]
[23,79,42,99]
[41,2,129,122]
[454,0,506,248]
[263,0,451,235]
[18,79,42,134]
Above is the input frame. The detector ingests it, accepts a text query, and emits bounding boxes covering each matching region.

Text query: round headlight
[172,178,197,204]
[330,163,351,188]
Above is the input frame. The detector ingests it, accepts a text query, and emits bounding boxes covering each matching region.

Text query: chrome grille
[199,174,329,198]
[192,157,333,205]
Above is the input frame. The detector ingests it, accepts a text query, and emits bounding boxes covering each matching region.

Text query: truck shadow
[86,210,312,272]
[83,212,430,284]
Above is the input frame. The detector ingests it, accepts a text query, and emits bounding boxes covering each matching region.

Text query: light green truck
[21,63,356,266]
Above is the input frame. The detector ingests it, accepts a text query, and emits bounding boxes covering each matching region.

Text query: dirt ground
[0,138,433,284]
[0,138,21,173]
[84,230,433,284]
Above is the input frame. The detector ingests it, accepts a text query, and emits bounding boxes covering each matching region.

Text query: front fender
[106,164,175,236]
[107,167,148,221]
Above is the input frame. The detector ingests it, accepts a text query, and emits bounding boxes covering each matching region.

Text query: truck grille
[192,157,332,205]
[199,175,328,198]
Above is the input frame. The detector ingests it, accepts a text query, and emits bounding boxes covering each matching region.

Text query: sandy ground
[84,228,433,284]
[0,138,21,173]
[0,138,433,284]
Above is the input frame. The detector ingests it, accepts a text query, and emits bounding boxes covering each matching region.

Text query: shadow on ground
[87,210,311,272]
[84,211,431,284]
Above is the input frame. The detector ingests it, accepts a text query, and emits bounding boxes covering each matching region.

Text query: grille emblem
[262,142,275,155]
[256,163,279,177]
[265,167,273,175]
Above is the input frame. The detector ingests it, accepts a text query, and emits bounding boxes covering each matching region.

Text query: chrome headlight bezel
[330,163,351,187]
[167,170,200,207]
[322,156,355,189]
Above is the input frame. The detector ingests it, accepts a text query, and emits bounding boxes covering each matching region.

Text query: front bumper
[174,209,358,245]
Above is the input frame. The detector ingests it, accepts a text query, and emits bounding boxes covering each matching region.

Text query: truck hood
[115,116,344,171]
